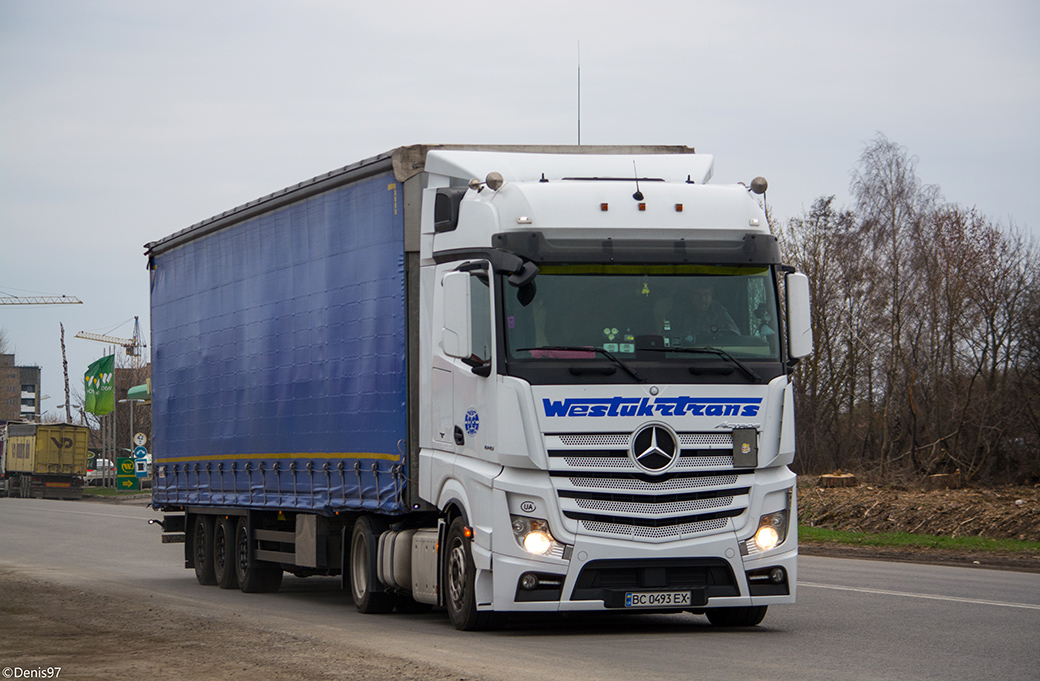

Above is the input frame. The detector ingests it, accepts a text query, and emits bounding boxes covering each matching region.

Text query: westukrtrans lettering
[542,397,762,418]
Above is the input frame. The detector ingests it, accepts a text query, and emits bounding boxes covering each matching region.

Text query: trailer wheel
[349,516,395,614]
[705,605,768,627]
[192,515,217,585]
[444,518,496,631]
[234,518,282,593]
[213,517,239,590]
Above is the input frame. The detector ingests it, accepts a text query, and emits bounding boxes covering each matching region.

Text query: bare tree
[850,134,941,477]
[784,135,1040,484]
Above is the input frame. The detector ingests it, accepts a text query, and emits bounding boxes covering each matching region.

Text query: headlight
[744,510,788,555]
[510,515,566,558]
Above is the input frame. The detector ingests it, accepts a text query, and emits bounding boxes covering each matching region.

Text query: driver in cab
[665,280,738,346]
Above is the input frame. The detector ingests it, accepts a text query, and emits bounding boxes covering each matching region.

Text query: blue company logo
[464,409,480,436]
[542,397,762,418]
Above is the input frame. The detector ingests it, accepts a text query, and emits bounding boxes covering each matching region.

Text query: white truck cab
[412,150,811,628]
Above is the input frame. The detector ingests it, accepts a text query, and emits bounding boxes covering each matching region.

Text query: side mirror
[786,272,813,359]
[442,271,472,359]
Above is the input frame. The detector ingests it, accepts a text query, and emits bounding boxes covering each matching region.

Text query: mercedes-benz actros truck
[147,145,812,630]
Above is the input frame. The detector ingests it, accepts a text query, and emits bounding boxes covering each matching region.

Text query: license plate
[625,591,692,608]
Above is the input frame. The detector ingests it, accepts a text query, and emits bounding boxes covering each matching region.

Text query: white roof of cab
[424,150,715,185]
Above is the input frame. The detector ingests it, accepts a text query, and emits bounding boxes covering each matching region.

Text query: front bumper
[487,528,796,612]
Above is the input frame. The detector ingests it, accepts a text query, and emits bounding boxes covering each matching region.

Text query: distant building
[0,354,42,422]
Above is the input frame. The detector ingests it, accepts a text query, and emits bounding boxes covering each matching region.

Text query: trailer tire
[213,517,239,590]
[444,517,496,631]
[192,515,217,586]
[234,518,282,593]
[349,516,395,614]
[705,605,768,627]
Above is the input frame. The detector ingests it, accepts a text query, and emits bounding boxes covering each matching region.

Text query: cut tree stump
[818,473,858,488]
[924,473,962,490]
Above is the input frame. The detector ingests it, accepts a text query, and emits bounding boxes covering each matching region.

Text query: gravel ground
[0,569,481,681]
[11,484,1031,678]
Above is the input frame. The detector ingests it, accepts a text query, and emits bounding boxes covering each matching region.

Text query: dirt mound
[797,478,1040,572]
[798,479,1040,542]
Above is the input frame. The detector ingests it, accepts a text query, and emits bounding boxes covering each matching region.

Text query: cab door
[439,263,497,460]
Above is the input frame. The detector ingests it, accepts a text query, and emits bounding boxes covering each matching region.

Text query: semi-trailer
[147,144,812,629]
[1,422,89,499]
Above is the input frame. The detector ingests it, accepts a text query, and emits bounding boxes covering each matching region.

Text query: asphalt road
[1,497,1038,680]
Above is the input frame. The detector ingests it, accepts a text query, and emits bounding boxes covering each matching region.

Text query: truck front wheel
[192,515,217,586]
[444,518,496,631]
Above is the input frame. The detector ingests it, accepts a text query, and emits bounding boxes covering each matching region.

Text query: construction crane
[0,295,82,305]
[76,316,145,357]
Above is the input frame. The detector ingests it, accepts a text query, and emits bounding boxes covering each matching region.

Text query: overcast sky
[1,0,1037,421]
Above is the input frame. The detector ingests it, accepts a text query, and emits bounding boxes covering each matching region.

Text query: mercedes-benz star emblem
[631,425,679,473]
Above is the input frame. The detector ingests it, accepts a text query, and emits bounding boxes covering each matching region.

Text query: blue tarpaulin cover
[150,173,407,515]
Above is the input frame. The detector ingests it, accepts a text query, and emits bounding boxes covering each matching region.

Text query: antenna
[632,161,643,201]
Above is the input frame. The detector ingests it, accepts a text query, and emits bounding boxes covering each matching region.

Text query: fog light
[769,567,785,584]
[520,573,539,590]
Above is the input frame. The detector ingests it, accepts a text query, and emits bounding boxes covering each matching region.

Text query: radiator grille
[547,429,750,542]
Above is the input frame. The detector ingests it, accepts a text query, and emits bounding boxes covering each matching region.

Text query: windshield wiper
[516,346,646,383]
[640,346,762,383]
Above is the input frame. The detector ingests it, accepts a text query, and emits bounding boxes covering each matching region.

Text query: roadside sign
[118,477,140,490]
[117,457,140,490]
[134,433,147,447]
[135,460,148,478]
[133,446,148,459]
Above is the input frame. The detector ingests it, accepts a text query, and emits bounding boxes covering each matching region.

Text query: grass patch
[799,525,1040,554]
[82,487,150,497]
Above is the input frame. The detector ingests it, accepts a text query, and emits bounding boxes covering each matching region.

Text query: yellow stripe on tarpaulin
[160,452,401,464]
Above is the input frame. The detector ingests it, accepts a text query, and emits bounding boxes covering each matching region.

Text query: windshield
[503,264,781,378]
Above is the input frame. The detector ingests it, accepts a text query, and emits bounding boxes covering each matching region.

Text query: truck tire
[349,516,395,614]
[444,517,496,631]
[234,518,282,593]
[213,517,239,590]
[705,605,768,627]
[192,515,217,585]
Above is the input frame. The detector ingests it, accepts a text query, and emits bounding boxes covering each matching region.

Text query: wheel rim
[195,521,207,566]
[350,532,368,602]
[214,525,226,572]
[447,538,467,611]
[236,525,249,578]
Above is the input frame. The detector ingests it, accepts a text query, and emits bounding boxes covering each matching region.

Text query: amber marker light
[601,203,609,211]
[675,204,684,212]
[638,203,646,211]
